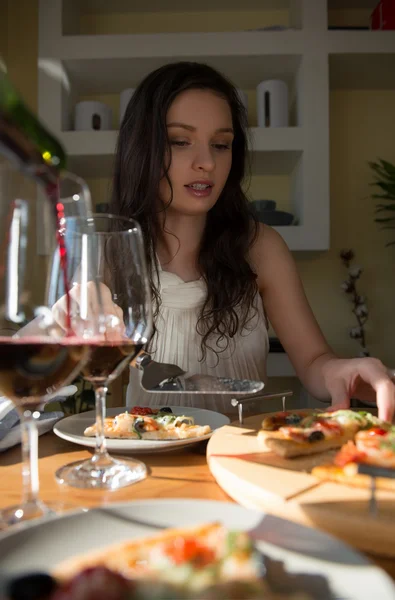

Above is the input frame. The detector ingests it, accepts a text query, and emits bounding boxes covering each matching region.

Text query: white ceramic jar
[256,80,288,128]
[74,101,112,131]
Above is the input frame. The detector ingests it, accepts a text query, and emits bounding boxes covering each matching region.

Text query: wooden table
[1,432,394,582]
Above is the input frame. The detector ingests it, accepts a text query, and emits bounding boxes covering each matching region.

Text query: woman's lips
[184,182,214,198]
[184,185,213,198]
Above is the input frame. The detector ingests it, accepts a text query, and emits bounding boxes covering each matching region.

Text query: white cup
[119,88,135,125]
[74,101,112,131]
[256,80,288,128]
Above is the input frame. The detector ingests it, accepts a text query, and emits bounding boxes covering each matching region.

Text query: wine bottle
[0,67,66,185]
[0,66,74,331]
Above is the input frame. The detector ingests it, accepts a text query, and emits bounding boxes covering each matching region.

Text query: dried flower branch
[340,249,370,357]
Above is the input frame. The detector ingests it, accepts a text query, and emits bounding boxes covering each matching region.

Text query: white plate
[53,406,230,453]
[0,499,394,600]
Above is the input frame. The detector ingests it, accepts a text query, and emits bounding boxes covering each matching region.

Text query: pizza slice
[84,406,211,441]
[52,522,311,600]
[53,523,265,594]
[260,410,314,432]
[258,409,387,458]
[312,427,395,490]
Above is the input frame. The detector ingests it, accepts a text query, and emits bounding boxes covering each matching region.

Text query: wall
[4,2,395,389]
[309,90,395,364]
[3,0,38,112]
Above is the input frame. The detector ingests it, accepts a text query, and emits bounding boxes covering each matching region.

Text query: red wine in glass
[81,341,144,383]
[54,214,152,490]
[0,179,94,527]
[0,338,90,409]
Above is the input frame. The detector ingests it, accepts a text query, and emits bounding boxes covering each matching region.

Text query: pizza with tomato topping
[258,409,388,458]
[52,523,312,599]
[84,406,211,441]
[312,427,395,490]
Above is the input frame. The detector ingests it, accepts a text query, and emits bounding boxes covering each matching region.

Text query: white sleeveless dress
[126,267,269,413]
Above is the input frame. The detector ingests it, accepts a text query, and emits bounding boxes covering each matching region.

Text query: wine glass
[52,214,153,490]
[0,173,98,527]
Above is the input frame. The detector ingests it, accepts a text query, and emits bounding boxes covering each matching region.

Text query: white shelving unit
[37,0,331,252]
[37,0,395,228]
[59,127,304,177]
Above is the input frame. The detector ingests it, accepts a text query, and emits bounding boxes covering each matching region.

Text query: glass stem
[19,409,40,506]
[92,385,110,462]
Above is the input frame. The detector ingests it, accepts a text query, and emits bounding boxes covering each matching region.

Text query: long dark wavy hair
[110,61,259,360]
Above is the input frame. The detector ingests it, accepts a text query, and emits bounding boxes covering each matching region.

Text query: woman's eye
[212,143,231,151]
[170,140,190,147]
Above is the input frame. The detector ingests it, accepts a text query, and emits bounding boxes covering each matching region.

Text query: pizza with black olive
[258,409,388,458]
[84,406,211,441]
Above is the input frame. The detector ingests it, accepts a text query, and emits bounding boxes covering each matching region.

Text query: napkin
[0,385,77,452]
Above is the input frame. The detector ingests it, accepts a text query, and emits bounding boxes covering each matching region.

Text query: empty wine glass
[52,214,153,490]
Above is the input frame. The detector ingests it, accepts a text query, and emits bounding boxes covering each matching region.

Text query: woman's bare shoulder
[251,222,288,249]
[249,223,293,288]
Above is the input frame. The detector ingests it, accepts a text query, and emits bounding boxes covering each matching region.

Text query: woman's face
[159,89,234,216]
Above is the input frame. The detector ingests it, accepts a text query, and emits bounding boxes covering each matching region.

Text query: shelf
[327,0,376,9]
[250,128,303,174]
[77,0,291,13]
[61,128,303,178]
[328,32,395,90]
[250,127,303,150]
[51,34,303,94]
[54,30,395,93]
[61,131,116,178]
[53,31,304,61]
[251,151,302,176]
[64,1,299,36]
[328,30,395,53]
[60,135,314,251]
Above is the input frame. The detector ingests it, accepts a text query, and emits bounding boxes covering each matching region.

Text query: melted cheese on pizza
[84,410,211,440]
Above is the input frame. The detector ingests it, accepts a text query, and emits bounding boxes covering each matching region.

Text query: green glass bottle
[0,66,66,185]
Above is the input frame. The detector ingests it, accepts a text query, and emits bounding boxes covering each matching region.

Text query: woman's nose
[192,145,215,172]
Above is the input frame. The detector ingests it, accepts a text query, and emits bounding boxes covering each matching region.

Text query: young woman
[110,61,394,419]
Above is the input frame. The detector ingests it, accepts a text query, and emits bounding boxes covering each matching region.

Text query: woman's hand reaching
[322,357,395,422]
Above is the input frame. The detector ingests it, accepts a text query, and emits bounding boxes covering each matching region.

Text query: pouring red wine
[0,70,101,526]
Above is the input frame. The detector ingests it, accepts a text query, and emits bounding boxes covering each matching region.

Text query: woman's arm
[251,224,334,399]
[250,224,395,420]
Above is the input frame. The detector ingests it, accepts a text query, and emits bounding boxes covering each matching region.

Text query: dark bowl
[258,210,294,226]
[251,199,277,212]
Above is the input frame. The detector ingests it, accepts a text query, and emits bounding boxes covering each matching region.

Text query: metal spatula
[133,351,264,394]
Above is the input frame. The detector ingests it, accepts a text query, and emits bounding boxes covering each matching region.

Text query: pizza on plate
[84,406,212,441]
[312,426,395,490]
[51,522,311,600]
[258,409,388,458]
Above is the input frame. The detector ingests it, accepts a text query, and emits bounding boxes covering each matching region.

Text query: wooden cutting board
[206,412,395,558]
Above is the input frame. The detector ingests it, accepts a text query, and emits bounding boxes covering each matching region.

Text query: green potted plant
[369,158,395,246]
